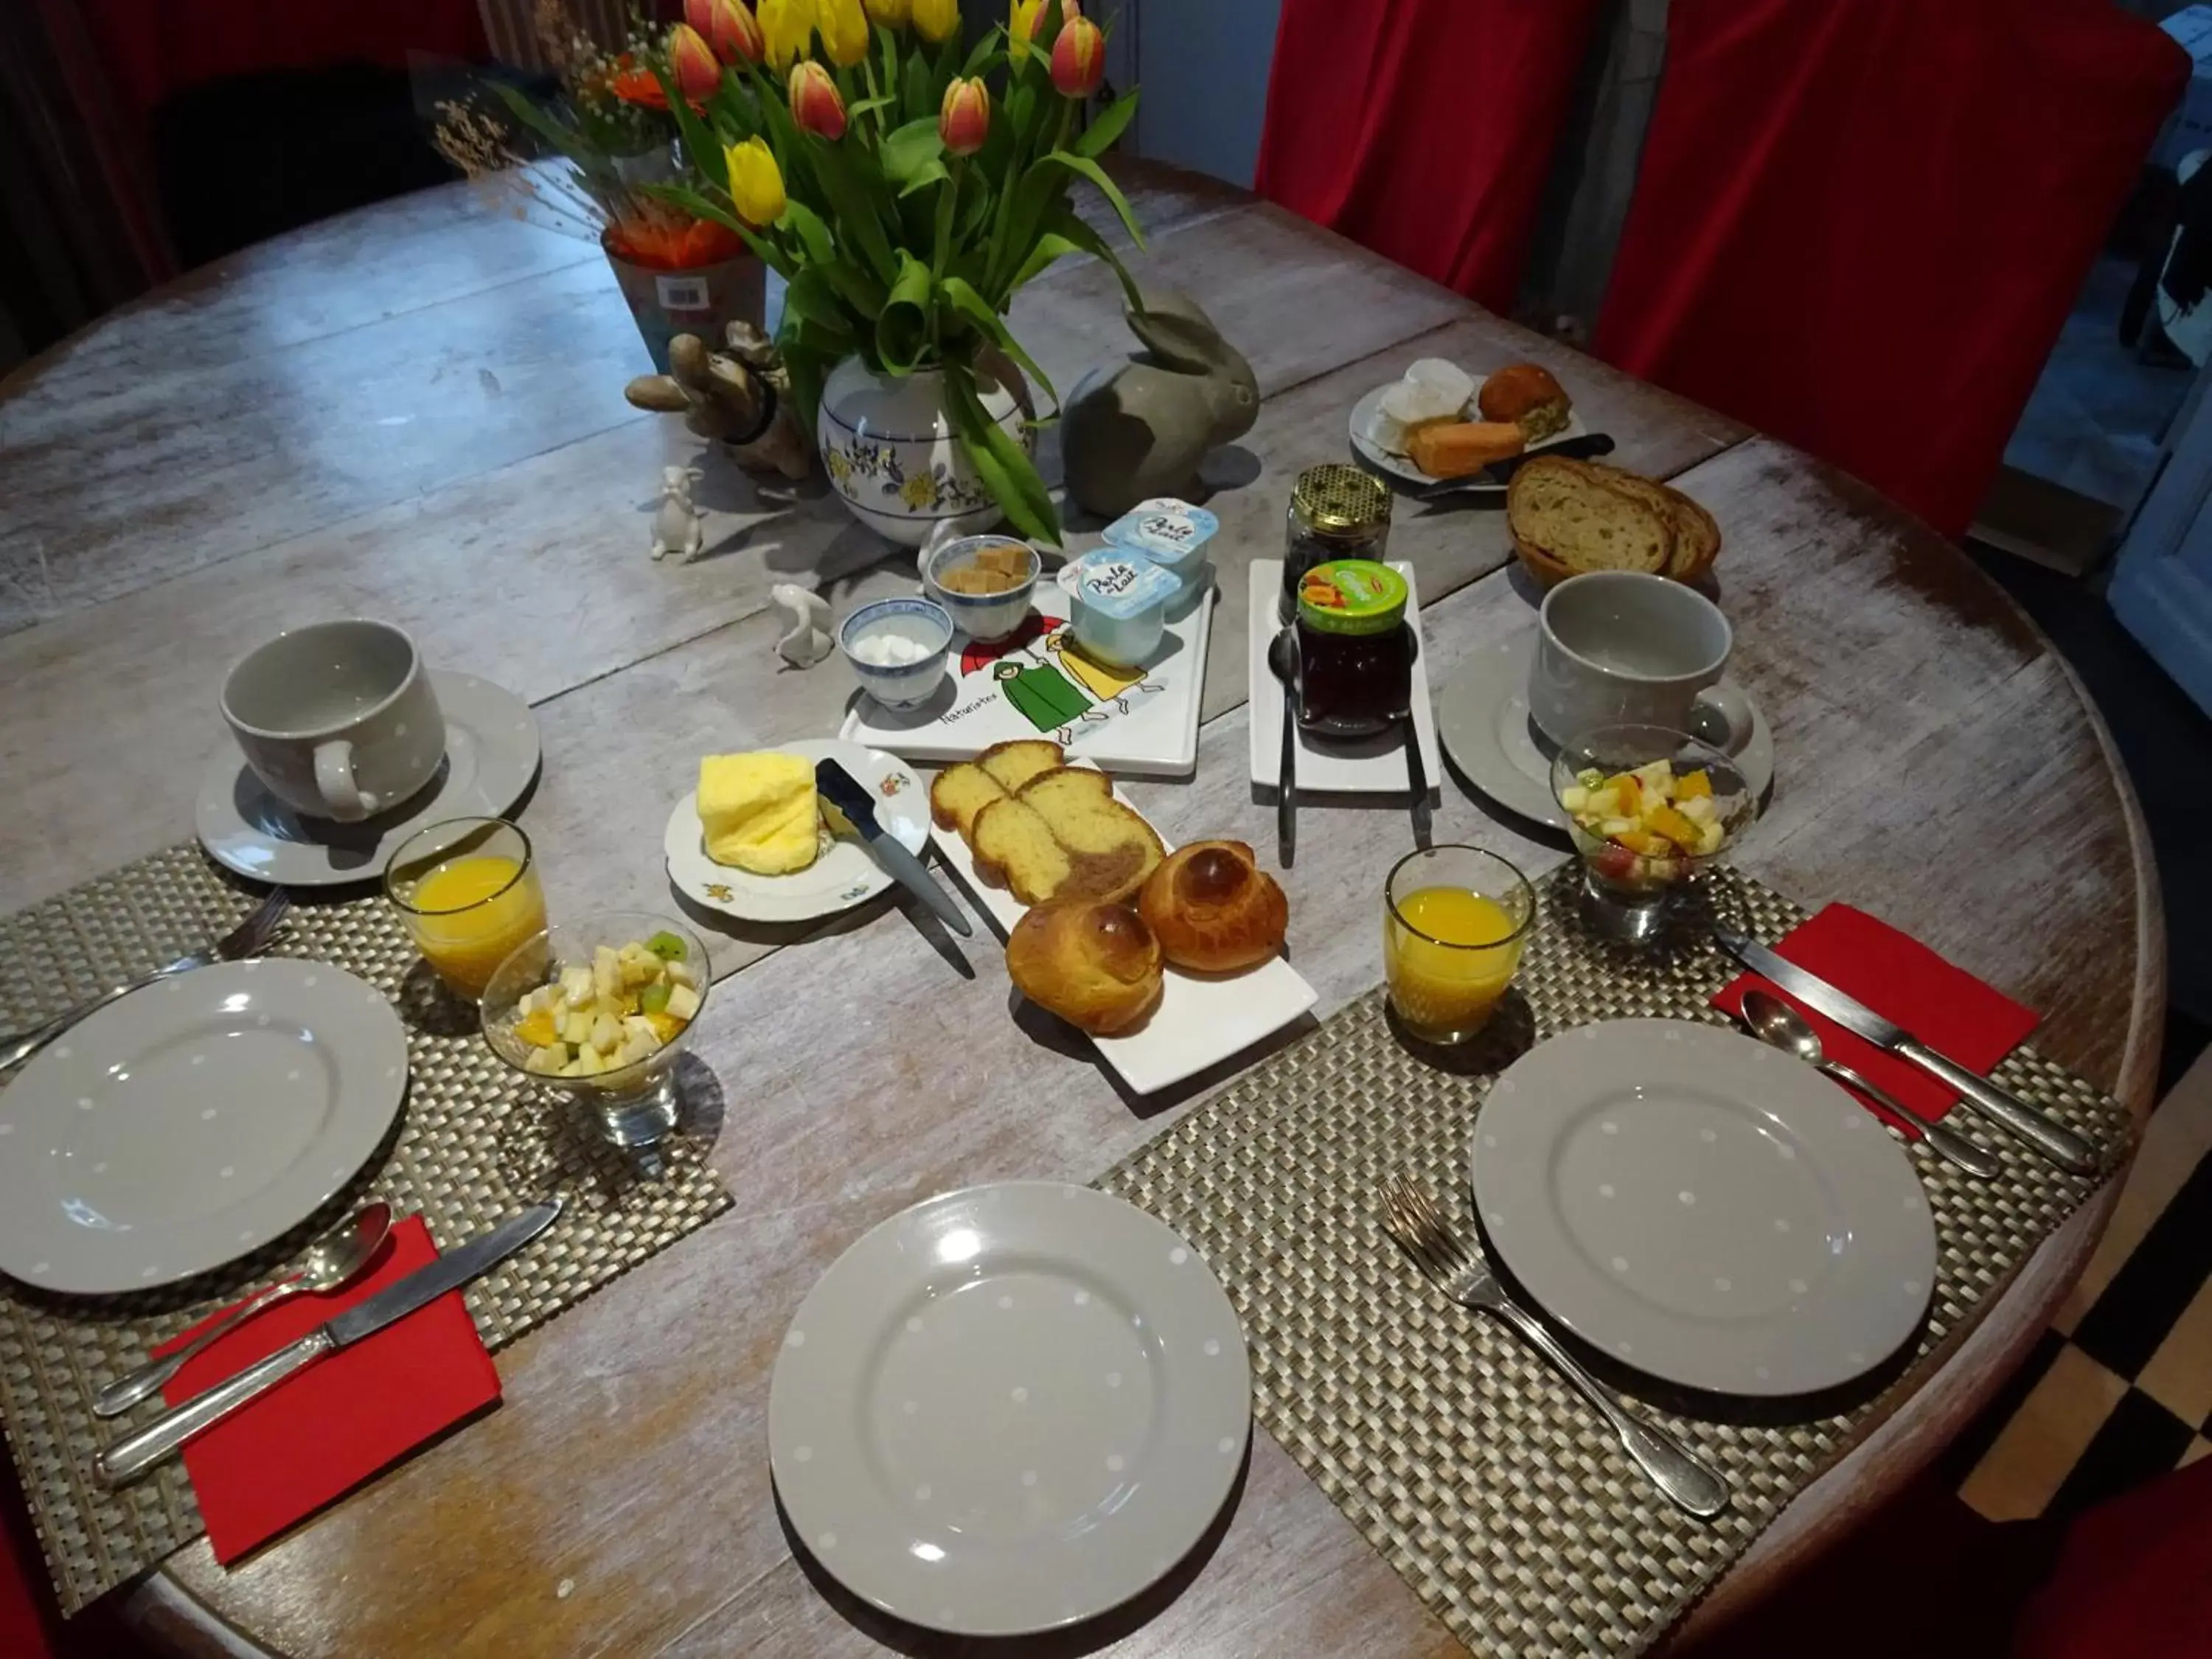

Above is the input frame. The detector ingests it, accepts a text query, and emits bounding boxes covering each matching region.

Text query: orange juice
[1385,886,1526,1042]
[405,854,546,998]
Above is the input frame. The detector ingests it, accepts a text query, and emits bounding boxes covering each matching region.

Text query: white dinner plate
[664,737,928,925]
[1471,1019,1936,1396]
[195,669,542,889]
[769,1182,1251,1636]
[1245,560,1442,794]
[929,768,1318,1096]
[1435,630,1773,830]
[0,961,408,1293]
[1348,375,1591,491]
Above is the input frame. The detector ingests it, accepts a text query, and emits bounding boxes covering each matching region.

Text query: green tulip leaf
[1039,205,1144,312]
[1074,89,1140,159]
[784,267,860,350]
[1041,150,1146,251]
[903,52,934,125]
[880,116,946,188]
[875,252,936,374]
[940,276,1057,411]
[808,142,899,285]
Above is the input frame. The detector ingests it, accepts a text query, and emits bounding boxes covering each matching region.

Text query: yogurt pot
[1067,552,1179,669]
[1101,498,1220,613]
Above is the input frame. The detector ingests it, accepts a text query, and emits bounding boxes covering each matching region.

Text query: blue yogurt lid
[1100,498,1220,568]
[1071,552,1179,619]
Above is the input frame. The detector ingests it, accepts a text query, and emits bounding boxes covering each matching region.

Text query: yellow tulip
[816,0,869,66]
[1009,0,1046,61]
[759,0,816,67]
[725,137,787,226]
[912,0,960,44]
[863,0,911,24]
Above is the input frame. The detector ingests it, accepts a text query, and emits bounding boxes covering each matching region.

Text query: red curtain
[1256,0,1604,316]
[1592,0,2187,540]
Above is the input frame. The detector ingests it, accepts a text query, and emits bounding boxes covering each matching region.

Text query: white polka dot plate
[768,1181,1252,1636]
[195,669,542,889]
[0,961,408,1294]
[1470,1018,1935,1396]
[662,738,928,925]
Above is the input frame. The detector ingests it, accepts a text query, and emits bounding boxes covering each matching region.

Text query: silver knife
[816,759,973,938]
[95,1200,561,1487]
[1711,925,2096,1174]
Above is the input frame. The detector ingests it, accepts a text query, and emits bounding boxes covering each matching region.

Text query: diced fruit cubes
[504,933,700,1079]
[1562,759,1737,884]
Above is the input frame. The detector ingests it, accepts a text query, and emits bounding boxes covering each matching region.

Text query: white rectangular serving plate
[1245,560,1442,793]
[841,582,1216,779]
[930,772,1318,1096]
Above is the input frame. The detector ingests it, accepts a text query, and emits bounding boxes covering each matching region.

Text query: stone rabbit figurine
[1061,290,1259,519]
[650,465,706,562]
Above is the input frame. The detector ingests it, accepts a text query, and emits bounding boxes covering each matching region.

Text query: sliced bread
[1580,462,1722,582]
[1506,456,1673,577]
[978,739,1065,792]
[929,740,1074,839]
[968,797,1077,905]
[969,768,1161,905]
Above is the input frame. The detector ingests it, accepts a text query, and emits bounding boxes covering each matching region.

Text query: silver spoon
[1740,992,2000,1178]
[94,1201,394,1418]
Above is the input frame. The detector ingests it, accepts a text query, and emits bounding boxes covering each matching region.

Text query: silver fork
[0,888,293,1074]
[1381,1173,1730,1519]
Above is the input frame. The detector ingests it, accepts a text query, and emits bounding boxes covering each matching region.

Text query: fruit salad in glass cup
[481,911,709,1148]
[1550,725,1756,944]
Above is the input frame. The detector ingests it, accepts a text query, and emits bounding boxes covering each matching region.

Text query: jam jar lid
[1100,498,1220,569]
[1291,464,1391,536]
[1296,559,1408,636]
[1071,552,1180,619]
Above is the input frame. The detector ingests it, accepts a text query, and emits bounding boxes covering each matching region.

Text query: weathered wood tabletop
[0,162,2163,1659]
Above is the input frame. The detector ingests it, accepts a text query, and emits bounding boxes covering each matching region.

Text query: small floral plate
[663,738,929,926]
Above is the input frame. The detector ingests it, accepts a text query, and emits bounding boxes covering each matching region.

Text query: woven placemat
[0,846,734,1614]
[1100,866,2131,1659]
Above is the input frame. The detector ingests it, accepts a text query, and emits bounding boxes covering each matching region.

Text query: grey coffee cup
[221,620,445,822]
[1529,572,1753,752]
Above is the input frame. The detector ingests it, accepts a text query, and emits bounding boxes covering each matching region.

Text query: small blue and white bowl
[840,598,953,709]
[922,535,1040,644]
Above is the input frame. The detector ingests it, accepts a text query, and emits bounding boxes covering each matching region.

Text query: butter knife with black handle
[816,759,973,938]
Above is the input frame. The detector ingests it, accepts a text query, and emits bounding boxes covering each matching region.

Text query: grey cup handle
[96,1329,335,1486]
[1486,1293,1729,1518]
[1896,1039,2097,1174]
[1691,683,1756,757]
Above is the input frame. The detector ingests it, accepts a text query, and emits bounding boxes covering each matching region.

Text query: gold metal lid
[1292,464,1391,535]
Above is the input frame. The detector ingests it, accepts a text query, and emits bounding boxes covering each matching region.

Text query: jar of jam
[1295,559,1413,738]
[1283,465,1391,622]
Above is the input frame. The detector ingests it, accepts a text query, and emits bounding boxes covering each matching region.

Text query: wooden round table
[0,163,2161,1659]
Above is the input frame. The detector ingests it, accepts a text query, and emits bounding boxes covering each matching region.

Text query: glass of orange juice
[1383,846,1536,1045]
[383,818,548,1000]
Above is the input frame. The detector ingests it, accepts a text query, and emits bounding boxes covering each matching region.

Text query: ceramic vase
[817,356,1025,547]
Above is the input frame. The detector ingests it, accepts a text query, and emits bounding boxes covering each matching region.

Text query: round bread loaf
[1477,363,1571,442]
[1137,841,1288,973]
[1006,899,1164,1034]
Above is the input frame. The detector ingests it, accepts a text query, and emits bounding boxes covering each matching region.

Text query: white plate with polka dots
[1470,1018,1936,1397]
[768,1181,1252,1636]
[0,960,408,1294]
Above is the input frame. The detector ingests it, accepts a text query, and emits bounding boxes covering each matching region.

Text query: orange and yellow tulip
[912,0,959,44]
[939,76,991,157]
[667,22,723,100]
[789,60,849,139]
[1009,0,1046,62]
[1051,13,1104,98]
[686,0,765,63]
[725,137,788,226]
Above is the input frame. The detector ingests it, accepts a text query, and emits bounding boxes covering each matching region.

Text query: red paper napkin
[1711,903,2039,1135]
[158,1216,501,1563]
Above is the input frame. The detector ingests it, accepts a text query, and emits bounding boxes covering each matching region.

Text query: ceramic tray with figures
[838,574,1216,779]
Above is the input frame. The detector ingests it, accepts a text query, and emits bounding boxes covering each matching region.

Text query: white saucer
[1349,375,1590,492]
[195,670,541,888]
[1436,631,1773,830]
[0,960,408,1293]
[769,1182,1251,1636]
[664,737,928,925]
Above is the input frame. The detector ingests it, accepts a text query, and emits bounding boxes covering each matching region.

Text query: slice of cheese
[699,752,819,874]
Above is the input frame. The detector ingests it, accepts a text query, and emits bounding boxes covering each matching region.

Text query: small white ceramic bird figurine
[650,465,706,562]
[771,584,834,668]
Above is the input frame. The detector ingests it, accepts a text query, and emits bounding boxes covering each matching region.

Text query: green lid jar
[1296,559,1409,634]
[1293,559,1414,737]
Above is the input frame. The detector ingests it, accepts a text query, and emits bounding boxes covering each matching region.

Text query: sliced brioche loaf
[969,798,1077,905]
[970,768,1162,905]
[978,739,1065,792]
[1507,456,1673,577]
[930,740,1071,838]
